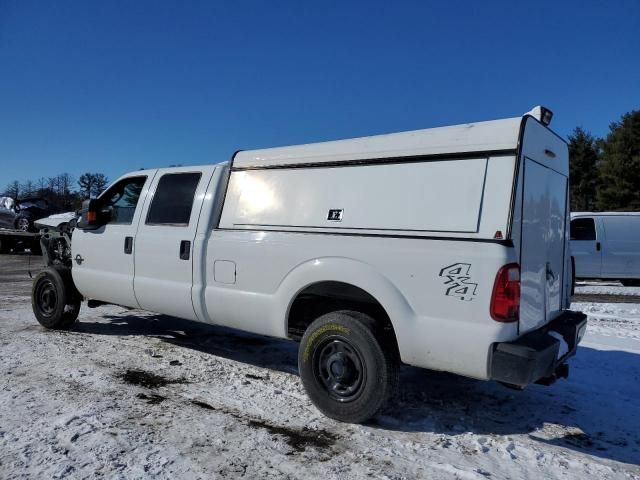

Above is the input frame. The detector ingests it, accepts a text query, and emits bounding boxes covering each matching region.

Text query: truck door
[569,217,601,277]
[133,167,215,320]
[72,173,154,307]
[519,157,568,334]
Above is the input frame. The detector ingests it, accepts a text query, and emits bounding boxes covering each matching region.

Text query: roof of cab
[232,116,524,169]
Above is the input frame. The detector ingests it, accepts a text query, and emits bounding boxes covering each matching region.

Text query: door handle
[124,236,133,254]
[546,261,555,282]
[596,241,601,252]
[179,240,191,260]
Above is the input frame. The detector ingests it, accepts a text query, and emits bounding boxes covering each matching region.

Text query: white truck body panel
[571,212,640,280]
[221,157,515,236]
[71,109,572,381]
[202,229,516,378]
[518,119,570,333]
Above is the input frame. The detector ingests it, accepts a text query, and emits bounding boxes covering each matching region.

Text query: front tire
[298,310,399,423]
[32,267,81,329]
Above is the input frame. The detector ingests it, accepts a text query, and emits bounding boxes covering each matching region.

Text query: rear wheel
[32,267,81,329]
[298,310,399,423]
[15,216,31,232]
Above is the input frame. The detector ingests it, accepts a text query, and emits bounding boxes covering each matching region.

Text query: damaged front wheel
[32,266,81,329]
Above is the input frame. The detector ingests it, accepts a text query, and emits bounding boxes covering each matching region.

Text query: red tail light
[490,263,520,322]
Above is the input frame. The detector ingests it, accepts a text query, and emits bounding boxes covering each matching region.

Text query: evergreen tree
[568,127,600,211]
[597,110,640,211]
[93,173,109,197]
[78,172,109,199]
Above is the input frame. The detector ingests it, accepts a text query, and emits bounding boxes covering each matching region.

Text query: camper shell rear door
[517,118,570,334]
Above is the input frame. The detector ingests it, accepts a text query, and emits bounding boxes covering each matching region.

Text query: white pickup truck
[32,106,586,423]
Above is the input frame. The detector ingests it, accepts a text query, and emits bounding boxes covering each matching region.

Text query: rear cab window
[146,172,202,226]
[570,218,596,241]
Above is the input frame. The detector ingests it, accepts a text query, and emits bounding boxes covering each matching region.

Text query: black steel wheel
[298,310,399,423]
[34,277,58,317]
[32,266,81,329]
[313,336,366,402]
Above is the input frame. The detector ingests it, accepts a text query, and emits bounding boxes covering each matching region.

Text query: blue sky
[1,1,639,187]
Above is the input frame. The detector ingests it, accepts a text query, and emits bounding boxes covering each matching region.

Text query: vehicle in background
[570,212,640,286]
[0,211,77,255]
[0,197,57,232]
[30,106,587,423]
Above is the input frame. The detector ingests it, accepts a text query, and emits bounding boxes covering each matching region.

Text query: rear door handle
[596,241,601,251]
[124,236,133,254]
[546,261,555,282]
[179,240,191,260]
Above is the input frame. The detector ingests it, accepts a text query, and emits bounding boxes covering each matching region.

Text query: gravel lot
[1,254,639,479]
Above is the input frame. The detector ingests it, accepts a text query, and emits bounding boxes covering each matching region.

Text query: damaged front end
[35,213,78,268]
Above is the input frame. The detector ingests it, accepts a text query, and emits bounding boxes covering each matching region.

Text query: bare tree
[36,177,48,195]
[4,180,20,198]
[22,180,35,197]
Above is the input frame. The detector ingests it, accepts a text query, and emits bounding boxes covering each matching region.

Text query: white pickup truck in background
[32,106,587,423]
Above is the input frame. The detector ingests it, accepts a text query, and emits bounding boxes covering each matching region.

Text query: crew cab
[32,106,587,423]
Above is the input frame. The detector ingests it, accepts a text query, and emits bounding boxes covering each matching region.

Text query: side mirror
[76,199,111,230]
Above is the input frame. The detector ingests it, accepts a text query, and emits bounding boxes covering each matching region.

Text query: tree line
[2,173,109,210]
[569,109,640,211]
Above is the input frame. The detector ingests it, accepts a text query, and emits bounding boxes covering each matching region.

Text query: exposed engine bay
[35,213,78,268]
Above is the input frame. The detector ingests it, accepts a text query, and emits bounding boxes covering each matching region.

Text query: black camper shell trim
[230,149,516,172]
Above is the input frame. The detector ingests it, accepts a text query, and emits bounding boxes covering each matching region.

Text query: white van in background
[570,212,640,286]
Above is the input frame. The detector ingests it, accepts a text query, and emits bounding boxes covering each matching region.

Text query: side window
[570,218,596,241]
[146,172,202,226]
[100,176,147,225]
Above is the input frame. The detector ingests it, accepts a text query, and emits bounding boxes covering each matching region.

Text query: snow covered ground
[1,256,639,479]
[576,281,640,297]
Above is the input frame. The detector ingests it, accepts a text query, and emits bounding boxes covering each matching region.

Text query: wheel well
[287,281,398,345]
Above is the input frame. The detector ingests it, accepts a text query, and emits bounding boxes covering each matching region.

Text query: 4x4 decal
[439,263,478,301]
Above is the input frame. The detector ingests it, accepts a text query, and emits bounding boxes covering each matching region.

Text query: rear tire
[15,215,31,232]
[298,310,399,423]
[32,266,81,329]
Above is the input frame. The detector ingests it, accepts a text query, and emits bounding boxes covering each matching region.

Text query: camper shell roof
[233,116,524,170]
